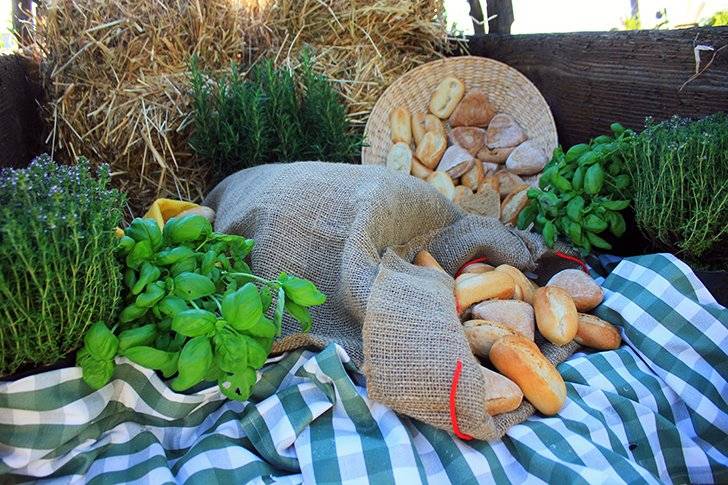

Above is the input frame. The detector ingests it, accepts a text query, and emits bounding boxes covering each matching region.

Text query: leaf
[123,346,179,371]
[243,336,270,369]
[84,322,119,360]
[280,276,326,307]
[218,367,256,401]
[214,326,248,373]
[173,273,215,300]
[81,356,115,390]
[170,336,213,391]
[171,309,217,337]
[118,324,157,352]
[284,298,312,332]
[260,287,272,312]
[247,316,277,340]
[221,283,262,331]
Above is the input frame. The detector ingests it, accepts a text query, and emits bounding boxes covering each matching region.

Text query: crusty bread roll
[486,113,528,149]
[490,335,567,416]
[575,313,621,350]
[414,250,446,274]
[481,365,523,415]
[426,171,456,201]
[500,186,530,225]
[449,127,486,157]
[477,174,500,194]
[464,319,518,358]
[450,89,496,128]
[454,271,515,312]
[429,76,466,119]
[453,185,473,204]
[505,140,548,175]
[412,113,445,145]
[494,171,525,199]
[462,262,494,274]
[533,286,578,346]
[415,131,447,169]
[437,145,475,179]
[386,142,413,174]
[461,160,484,190]
[477,145,515,164]
[547,269,604,312]
[410,158,433,179]
[471,299,535,340]
[457,188,500,218]
[494,265,535,305]
[390,106,412,144]
[455,272,479,285]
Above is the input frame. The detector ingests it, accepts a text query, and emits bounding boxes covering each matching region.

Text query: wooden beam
[486,0,514,35]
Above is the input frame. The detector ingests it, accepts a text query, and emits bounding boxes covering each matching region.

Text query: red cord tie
[554,251,589,274]
[454,256,489,279]
[449,359,474,441]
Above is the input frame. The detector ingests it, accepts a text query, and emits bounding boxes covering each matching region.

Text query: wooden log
[468,27,728,147]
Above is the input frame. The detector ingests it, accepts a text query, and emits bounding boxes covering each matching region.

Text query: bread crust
[464,319,518,358]
[481,365,523,415]
[450,90,496,127]
[454,271,515,312]
[415,131,447,169]
[412,113,445,145]
[426,171,456,200]
[429,76,466,119]
[390,106,412,144]
[575,313,621,350]
[471,299,535,340]
[547,269,604,312]
[533,286,578,345]
[494,265,535,305]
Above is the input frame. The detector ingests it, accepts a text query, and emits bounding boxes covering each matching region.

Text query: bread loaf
[385,142,413,174]
[486,114,527,149]
[500,186,530,225]
[494,171,525,198]
[415,131,447,169]
[454,271,515,312]
[426,171,456,201]
[464,319,518,358]
[575,313,621,350]
[494,265,535,305]
[449,127,486,156]
[462,262,494,274]
[505,140,548,175]
[547,269,604,311]
[471,299,535,340]
[490,335,567,416]
[437,145,475,179]
[429,77,466,119]
[412,113,445,145]
[533,286,578,346]
[481,366,523,416]
[461,160,485,190]
[389,106,412,144]
[477,145,514,164]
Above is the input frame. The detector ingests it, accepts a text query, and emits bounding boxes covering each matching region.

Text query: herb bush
[626,114,728,268]
[190,52,363,176]
[0,155,125,375]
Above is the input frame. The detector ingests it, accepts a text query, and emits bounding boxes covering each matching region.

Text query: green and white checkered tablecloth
[1,254,726,483]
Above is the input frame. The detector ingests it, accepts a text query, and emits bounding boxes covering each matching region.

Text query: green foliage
[189,52,363,177]
[77,214,326,399]
[703,10,728,26]
[518,124,634,255]
[0,155,125,375]
[626,114,728,268]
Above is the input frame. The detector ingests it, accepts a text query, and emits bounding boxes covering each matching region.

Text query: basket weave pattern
[362,56,557,166]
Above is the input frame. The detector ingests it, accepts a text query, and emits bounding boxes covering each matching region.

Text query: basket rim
[362,55,557,164]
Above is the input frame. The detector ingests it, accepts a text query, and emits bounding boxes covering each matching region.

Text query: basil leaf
[221,283,262,331]
[84,322,119,360]
[284,298,312,332]
[170,336,213,392]
[280,276,326,307]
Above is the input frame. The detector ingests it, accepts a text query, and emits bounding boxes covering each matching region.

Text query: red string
[454,257,489,279]
[555,251,589,274]
[449,359,474,441]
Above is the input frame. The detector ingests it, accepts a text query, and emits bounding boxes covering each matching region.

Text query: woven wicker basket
[362,56,557,166]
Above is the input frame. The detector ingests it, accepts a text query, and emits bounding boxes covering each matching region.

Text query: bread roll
[437,145,475,179]
[453,185,473,204]
[455,272,479,285]
[494,265,535,305]
[454,271,515,312]
[478,174,500,194]
[471,299,535,340]
[500,186,530,225]
[415,131,447,169]
[575,313,621,350]
[426,171,456,201]
[412,113,445,145]
[547,269,604,312]
[477,145,514,164]
[486,114,528,149]
[506,140,549,175]
[490,335,567,416]
[461,160,484,190]
[429,76,466,119]
[449,127,486,156]
[386,142,413,174]
[410,158,433,179]
[481,366,523,415]
[414,250,446,273]
[533,286,578,346]
[494,171,525,198]
[390,106,412,144]
[462,262,494,274]
[464,319,518,358]
[457,188,500,218]
[450,89,496,127]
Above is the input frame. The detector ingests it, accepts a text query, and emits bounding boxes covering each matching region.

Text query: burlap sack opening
[205,162,578,441]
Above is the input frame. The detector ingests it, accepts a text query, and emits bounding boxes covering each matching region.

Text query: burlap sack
[204,162,578,440]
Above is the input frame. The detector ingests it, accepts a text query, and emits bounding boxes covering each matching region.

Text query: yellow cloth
[143,199,199,229]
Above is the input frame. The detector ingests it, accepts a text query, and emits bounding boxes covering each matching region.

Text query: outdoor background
[2,0,727,51]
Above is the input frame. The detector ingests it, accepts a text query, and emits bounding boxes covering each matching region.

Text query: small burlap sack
[204,162,578,440]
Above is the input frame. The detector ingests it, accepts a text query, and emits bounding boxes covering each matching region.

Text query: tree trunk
[486,0,514,34]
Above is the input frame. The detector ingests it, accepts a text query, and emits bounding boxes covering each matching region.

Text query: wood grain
[468,27,728,147]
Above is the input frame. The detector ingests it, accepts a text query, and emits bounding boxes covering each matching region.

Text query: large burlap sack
[204,162,578,440]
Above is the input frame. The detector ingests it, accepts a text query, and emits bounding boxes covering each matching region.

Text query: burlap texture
[204,162,578,440]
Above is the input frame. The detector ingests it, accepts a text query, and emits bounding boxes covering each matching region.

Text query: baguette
[454,271,515,312]
[494,265,535,305]
[464,319,518,358]
[415,131,447,169]
[575,313,621,350]
[547,269,604,312]
[429,76,466,119]
[462,262,494,274]
[410,158,433,179]
[481,366,523,415]
[461,160,485,190]
[390,106,412,144]
[386,142,413,174]
[426,171,456,201]
[412,113,445,145]
[471,299,535,340]
[413,250,446,274]
[450,90,496,127]
[533,286,578,345]
[490,335,567,416]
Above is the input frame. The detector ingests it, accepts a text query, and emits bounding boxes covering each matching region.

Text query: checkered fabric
[1,253,726,483]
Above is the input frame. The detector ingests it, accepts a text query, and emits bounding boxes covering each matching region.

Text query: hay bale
[30,0,452,215]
